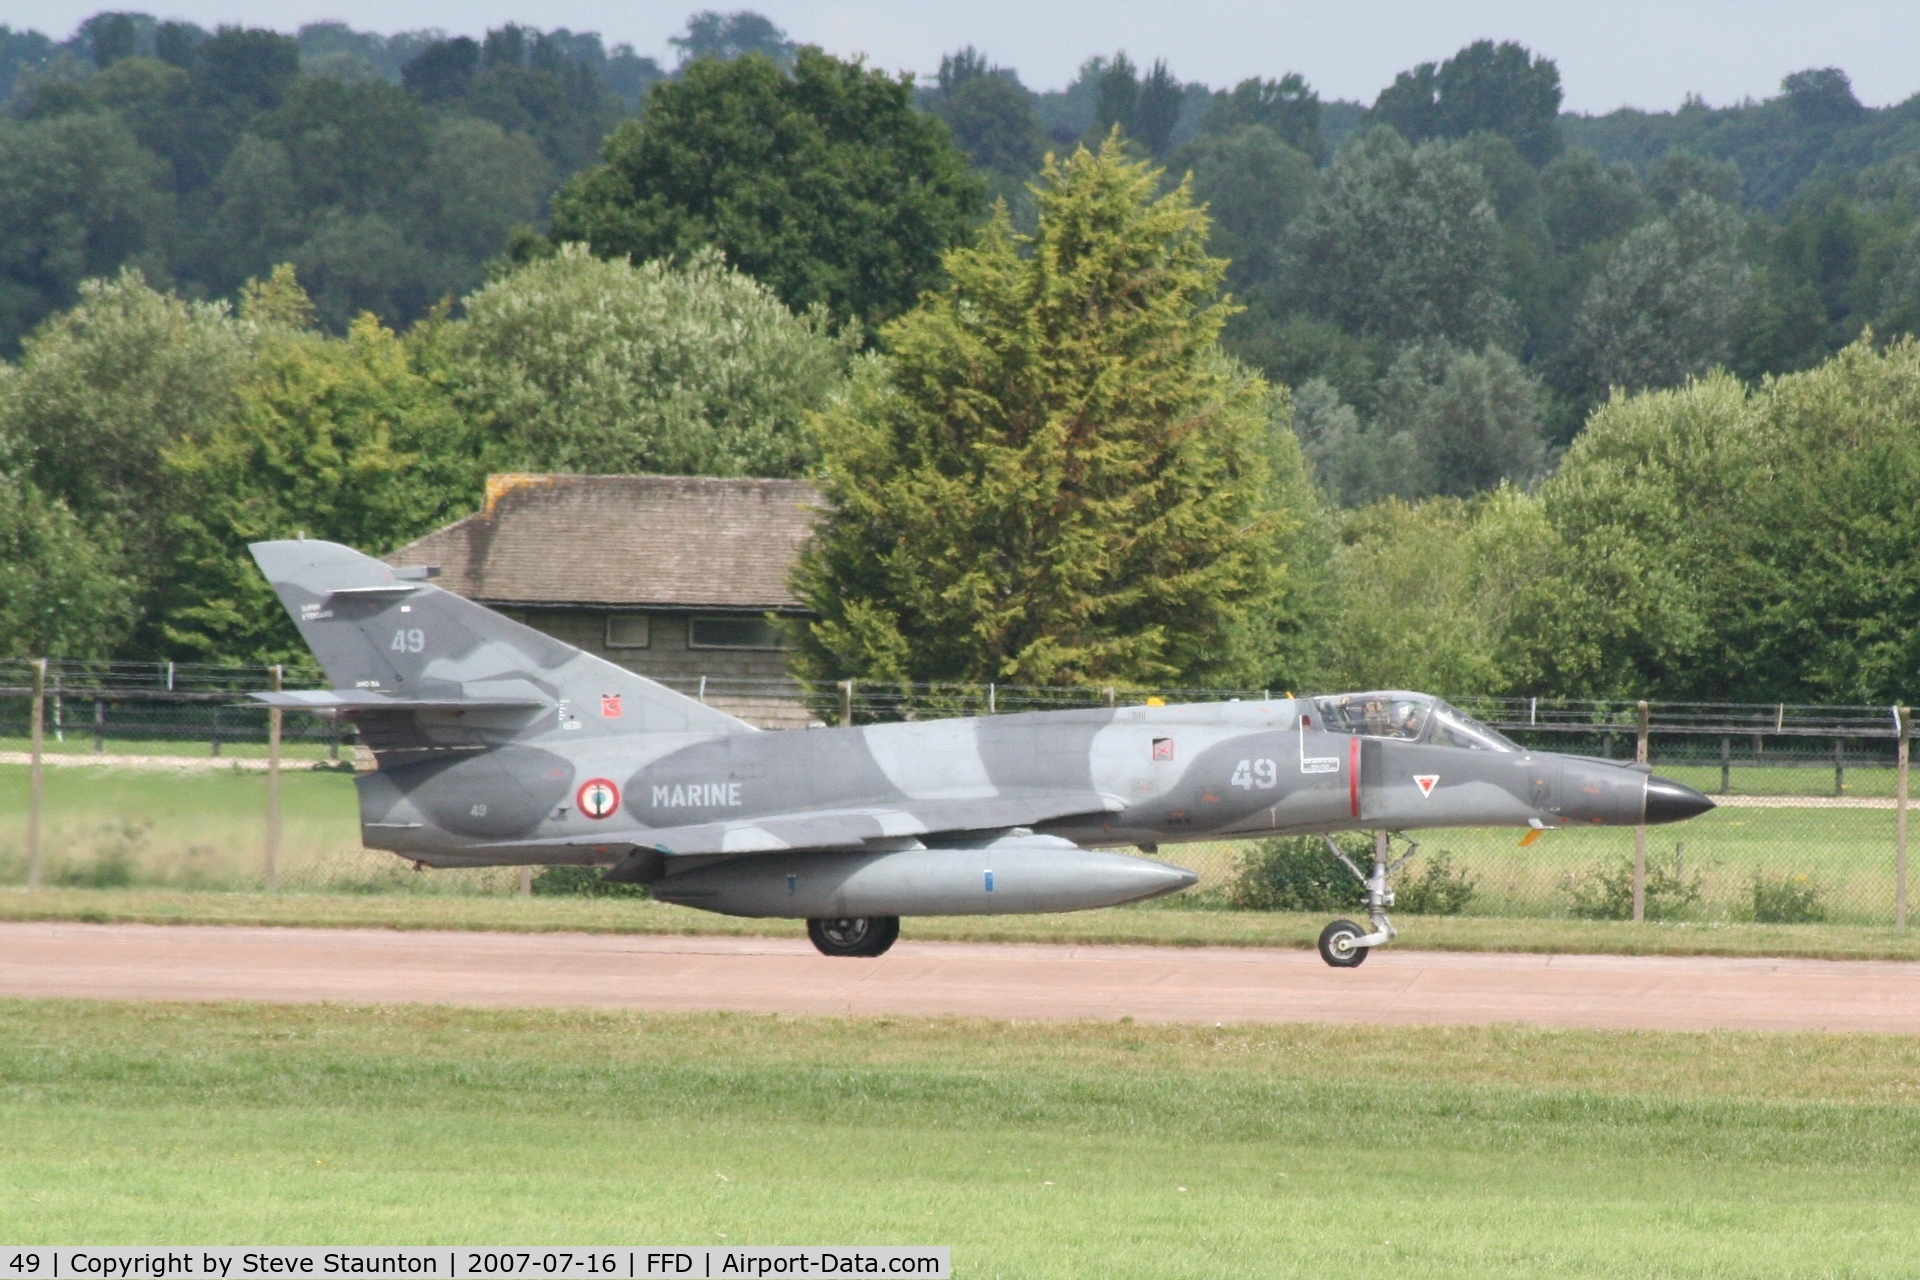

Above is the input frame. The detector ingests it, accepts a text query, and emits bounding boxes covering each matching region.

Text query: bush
[1748,871,1824,924]
[1397,849,1478,915]
[1567,850,1701,920]
[1230,834,1368,912]
[53,821,149,889]
[530,865,648,898]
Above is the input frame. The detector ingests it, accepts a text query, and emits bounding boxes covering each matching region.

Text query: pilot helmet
[1390,699,1420,729]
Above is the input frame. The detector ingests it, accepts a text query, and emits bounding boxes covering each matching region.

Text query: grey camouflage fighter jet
[251,539,1715,966]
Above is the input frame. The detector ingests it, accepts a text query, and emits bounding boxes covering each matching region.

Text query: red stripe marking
[1349,738,1360,817]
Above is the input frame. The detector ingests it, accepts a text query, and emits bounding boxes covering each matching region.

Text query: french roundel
[576,778,620,820]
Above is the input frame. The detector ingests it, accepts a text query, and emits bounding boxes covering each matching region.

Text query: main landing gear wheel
[1318,919,1369,968]
[807,915,900,957]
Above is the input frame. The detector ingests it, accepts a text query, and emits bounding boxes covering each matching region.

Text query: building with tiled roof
[385,474,823,725]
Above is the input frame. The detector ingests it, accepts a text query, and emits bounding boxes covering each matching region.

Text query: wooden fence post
[1633,700,1650,923]
[1897,706,1909,930]
[265,665,282,893]
[838,679,853,728]
[27,659,45,891]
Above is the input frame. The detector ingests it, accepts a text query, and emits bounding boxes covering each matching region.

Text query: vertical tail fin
[249,539,752,738]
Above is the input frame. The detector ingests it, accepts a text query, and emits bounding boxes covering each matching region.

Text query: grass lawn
[5,886,1920,962]
[2,1001,1918,1276]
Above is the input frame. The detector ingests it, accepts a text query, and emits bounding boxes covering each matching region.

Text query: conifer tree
[791,136,1304,687]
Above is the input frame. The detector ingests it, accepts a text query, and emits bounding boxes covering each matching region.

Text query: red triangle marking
[1414,774,1439,797]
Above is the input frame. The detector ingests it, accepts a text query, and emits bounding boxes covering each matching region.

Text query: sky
[17,0,1920,113]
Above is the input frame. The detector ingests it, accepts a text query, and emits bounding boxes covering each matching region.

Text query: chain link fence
[0,662,1910,926]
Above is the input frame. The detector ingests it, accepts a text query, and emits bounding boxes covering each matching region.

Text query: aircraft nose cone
[1644,776,1715,824]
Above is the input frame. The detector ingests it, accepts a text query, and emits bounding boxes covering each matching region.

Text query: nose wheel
[1318,919,1370,967]
[807,915,900,957]
[1318,831,1418,968]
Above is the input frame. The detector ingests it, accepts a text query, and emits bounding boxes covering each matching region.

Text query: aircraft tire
[807,916,900,957]
[1317,919,1369,968]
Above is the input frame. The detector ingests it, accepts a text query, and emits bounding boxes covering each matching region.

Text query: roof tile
[384,474,823,610]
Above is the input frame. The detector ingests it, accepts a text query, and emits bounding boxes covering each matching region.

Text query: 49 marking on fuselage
[1229,758,1280,789]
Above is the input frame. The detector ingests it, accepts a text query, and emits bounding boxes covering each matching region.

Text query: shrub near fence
[0,661,1911,927]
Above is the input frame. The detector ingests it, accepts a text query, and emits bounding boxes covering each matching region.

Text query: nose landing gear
[1317,831,1418,968]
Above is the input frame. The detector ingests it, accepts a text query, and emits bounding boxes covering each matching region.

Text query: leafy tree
[205,133,301,291]
[1092,52,1139,143]
[252,76,427,216]
[1201,74,1324,163]
[1289,377,1382,503]
[1293,344,1545,504]
[1283,128,1511,347]
[289,211,438,332]
[1172,125,1318,295]
[83,12,139,68]
[1568,191,1755,394]
[0,111,174,352]
[1,270,248,542]
[1400,345,1547,496]
[1135,58,1183,157]
[460,29,626,175]
[1733,338,1920,700]
[1308,488,1547,695]
[1646,150,1742,210]
[1541,149,1647,253]
[1371,40,1563,165]
[153,20,205,68]
[670,11,795,68]
[192,26,299,114]
[551,48,982,332]
[0,471,133,658]
[1879,225,1920,337]
[791,139,1305,686]
[1302,336,1920,702]
[416,118,547,266]
[1781,67,1865,129]
[1497,370,1765,700]
[0,269,254,652]
[0,24,61,101]
[449,244,848,478]
[161,272,484,664]
[928,49,1044,178]
[402,36,479,103]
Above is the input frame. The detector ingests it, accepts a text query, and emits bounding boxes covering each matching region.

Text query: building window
[606,615,651,648]
[689,616,789,650]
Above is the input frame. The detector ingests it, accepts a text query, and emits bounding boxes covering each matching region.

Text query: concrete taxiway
[2,922,1917,1032]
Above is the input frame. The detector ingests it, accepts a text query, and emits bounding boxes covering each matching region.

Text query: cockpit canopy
[1311,691,1517,752]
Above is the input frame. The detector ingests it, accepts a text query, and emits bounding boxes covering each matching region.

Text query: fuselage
[355,693,1703,868]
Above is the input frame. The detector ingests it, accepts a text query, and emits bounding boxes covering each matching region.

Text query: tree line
[3,15,1920,705]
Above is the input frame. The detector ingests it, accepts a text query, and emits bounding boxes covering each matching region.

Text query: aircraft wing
[460,789,1128,859]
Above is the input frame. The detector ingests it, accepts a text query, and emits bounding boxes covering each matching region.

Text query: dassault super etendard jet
[251,539,1715,966]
